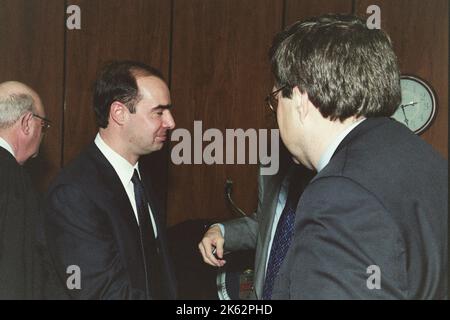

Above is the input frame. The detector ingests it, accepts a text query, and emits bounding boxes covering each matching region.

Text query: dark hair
[269,14,401,121]
[93,60,165,128]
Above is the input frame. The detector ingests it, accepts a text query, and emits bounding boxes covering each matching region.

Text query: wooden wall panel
[167,0,284,226]
[356,0,448,159]
[64,0,171,205]
[0,0,65,192]
[285,0,353,26]
[2,0,446,228]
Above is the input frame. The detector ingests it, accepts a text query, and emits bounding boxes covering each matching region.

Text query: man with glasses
[267,14,447,299]
[32,114,51,133]
[0,81,50,298]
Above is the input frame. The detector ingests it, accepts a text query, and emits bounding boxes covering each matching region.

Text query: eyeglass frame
[265,85,288,113]
[33,113,52,132]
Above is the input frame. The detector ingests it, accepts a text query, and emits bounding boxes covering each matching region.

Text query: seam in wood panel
[168,0,175,89]
[61,0,68,168]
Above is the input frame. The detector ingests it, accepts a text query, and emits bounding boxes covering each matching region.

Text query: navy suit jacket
[42,143,177,299]
[272,117,448,299]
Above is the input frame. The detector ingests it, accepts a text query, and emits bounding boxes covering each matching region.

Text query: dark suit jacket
[42,143,177,299]
[0,148,43,299]
[272,117,448,299]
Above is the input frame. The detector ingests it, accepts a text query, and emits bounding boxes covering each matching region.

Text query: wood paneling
[2,0,447,227]
[167,0,284,226]
[356,0,448,159]
[63,0,171,205]
[0,0,65,192]
[285,0,353,26]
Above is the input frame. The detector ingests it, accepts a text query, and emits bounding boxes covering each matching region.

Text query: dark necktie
[262,177,302,300]
[131,169,163,299]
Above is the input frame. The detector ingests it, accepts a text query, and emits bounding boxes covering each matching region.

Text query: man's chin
[142,142,164,155]
[154,140,165,149]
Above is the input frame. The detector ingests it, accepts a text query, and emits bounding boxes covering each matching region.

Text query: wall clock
[391,75,437,135]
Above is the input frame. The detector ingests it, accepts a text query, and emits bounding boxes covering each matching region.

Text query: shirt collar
[317,118,366,172]
[94,133,139,186]
[0,137,15,158]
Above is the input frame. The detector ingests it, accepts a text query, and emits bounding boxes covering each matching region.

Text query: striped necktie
[262,177,302,300]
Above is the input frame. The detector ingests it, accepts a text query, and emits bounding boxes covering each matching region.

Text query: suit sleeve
[44,184,146,300]
[272,177,407,299]
[222,215,258,251]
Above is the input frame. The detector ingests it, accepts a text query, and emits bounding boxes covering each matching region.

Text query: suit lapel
[87,143,141,235]
[253,166,288,298]
[87,142,178,299]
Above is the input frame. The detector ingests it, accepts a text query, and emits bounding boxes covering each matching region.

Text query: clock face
[391,75,437,135]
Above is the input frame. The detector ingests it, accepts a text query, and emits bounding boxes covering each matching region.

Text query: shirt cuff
[211,223,225,237]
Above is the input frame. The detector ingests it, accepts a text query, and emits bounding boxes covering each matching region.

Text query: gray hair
[0,93,34,129]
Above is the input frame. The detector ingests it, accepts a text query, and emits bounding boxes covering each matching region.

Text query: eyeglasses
[265,85,287,113]
[33,114,52,132]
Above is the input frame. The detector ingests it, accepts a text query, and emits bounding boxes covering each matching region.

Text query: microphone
[224,178,247,217]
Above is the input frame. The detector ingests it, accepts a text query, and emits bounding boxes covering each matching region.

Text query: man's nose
[163,110,175,129]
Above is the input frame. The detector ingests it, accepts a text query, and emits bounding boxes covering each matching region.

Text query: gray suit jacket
[272,118,448,299]
[223,162,313,299]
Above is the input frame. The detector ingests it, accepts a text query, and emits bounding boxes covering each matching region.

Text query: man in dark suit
[43,61,177,299]
[265,14,447,299]
[0,81,50,299]
[198,147,314,299]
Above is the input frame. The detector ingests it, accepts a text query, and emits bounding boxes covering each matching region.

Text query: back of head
[0,81,45,164]
[269,14,401,121]
[0,93,34,130]
[93,60,166,128]
[0,81,36,130]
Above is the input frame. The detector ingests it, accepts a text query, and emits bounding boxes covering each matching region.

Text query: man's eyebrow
[152,104,172,110]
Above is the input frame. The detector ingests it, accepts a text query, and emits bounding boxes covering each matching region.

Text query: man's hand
[198,225,226,267]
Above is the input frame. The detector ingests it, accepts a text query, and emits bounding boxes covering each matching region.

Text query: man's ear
[293,86,309,121]
[110,101,127,126]
[20,112,33,135]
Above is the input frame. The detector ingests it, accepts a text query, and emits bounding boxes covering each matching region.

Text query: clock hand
[401,106,409,126]
[400,101,418,108]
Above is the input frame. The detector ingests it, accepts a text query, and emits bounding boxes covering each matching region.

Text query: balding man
[44,61,177,299]
[0,81,50,299]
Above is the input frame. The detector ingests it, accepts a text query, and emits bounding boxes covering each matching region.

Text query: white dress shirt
[0,137,15,157]
[94,133,158,237]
